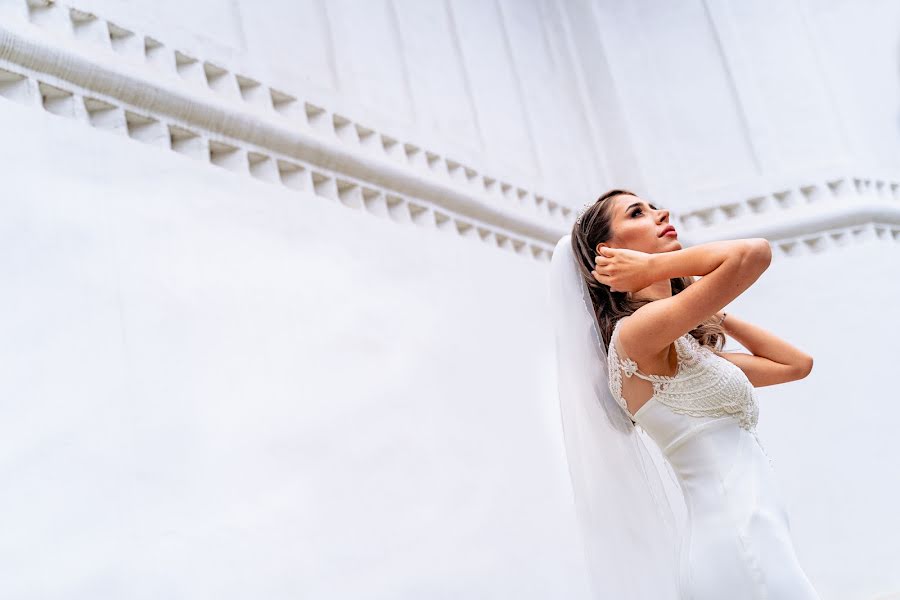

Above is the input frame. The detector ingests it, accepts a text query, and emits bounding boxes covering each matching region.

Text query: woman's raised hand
[592,247,656,293]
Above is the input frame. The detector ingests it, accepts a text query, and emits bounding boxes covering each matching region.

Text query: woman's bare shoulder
[615,310,671,366]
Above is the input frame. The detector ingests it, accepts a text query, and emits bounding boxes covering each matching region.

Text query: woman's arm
[596,238,772,358]
[595,239,769,293]
[649,239,768,282]
[713,311,814,386]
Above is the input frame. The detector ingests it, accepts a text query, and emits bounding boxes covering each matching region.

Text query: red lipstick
[659,225,677,238]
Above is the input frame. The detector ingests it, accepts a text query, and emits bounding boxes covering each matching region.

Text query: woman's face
[596,194,682,255]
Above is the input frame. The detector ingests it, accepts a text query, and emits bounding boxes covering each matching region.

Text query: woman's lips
[664,230,677,237]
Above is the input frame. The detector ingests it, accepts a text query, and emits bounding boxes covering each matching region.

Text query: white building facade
[0,0,897,597]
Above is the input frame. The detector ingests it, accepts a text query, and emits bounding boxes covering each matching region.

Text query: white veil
[549,234,686,598]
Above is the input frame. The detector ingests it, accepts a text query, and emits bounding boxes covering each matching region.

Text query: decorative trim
[1,1,897,262]
[0,1,573,261]
[677,176,899,230]
[767,221,900,258]
[677,175,900,256]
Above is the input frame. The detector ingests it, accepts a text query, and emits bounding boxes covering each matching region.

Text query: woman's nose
[657,209,670,223]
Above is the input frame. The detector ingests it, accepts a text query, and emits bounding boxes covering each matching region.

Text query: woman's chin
[660,239,682,251]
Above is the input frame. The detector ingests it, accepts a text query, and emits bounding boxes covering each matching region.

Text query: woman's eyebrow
[625,201,658,212]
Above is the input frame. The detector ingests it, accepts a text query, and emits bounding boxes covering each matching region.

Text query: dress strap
[611,321,684,383]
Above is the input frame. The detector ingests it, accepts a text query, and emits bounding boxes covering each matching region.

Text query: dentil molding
[0,0,897,262]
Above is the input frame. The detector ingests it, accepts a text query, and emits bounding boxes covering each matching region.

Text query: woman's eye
[631,209,642,217]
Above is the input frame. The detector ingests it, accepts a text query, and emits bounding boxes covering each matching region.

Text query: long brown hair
[571,188,725,352]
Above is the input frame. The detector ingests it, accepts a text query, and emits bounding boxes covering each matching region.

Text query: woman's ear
[595,242,608,256]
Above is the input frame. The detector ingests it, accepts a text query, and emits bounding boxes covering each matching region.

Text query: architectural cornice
[0,2,571,261]
[0,1,897,261]
[678,176,900,256]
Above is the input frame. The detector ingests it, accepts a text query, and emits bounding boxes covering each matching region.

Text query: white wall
[0,101,591,598]
[1,0,899,597]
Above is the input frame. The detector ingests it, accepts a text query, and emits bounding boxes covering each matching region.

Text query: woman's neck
[630,279,673,301]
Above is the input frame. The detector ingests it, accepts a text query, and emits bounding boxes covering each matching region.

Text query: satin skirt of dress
[634,401,821,600]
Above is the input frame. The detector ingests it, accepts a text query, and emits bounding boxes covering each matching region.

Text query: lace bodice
[607,317,759,432]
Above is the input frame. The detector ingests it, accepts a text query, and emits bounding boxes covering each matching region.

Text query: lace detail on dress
[607,318,760,433]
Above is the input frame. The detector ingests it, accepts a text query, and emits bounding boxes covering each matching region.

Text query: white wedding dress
[607,316,821,599]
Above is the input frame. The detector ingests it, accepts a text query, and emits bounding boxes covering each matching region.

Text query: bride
[549,189,822,599]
